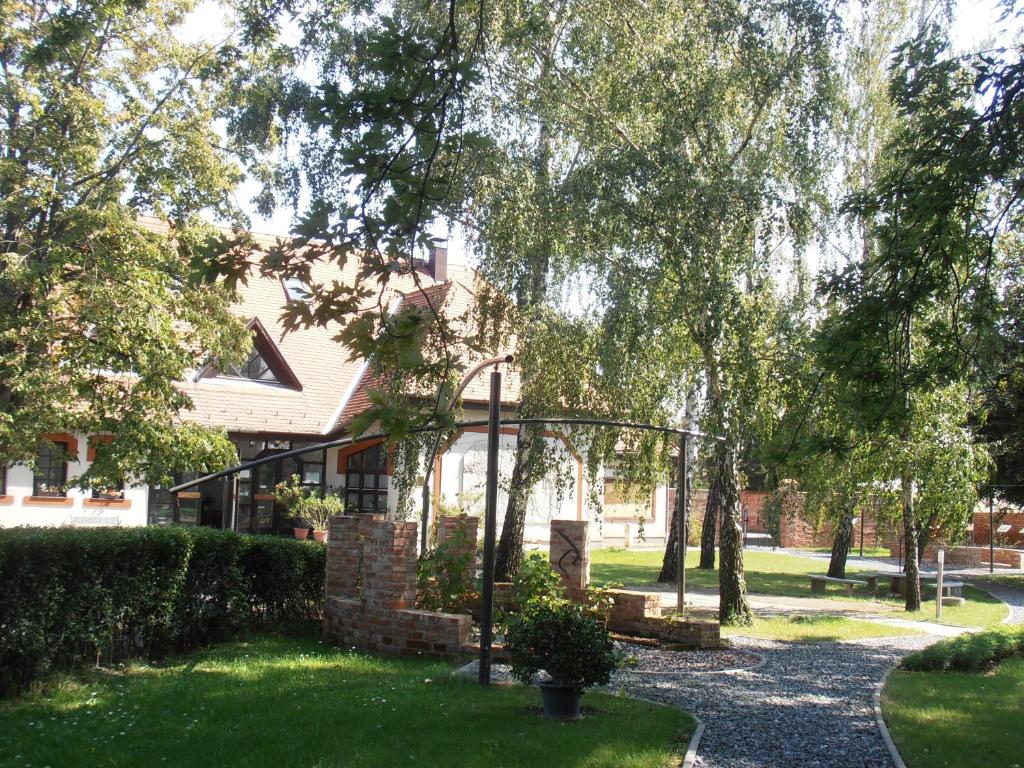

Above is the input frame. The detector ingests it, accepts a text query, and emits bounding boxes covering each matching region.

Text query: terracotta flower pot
[294,527,309,540]
[312,529,327,542]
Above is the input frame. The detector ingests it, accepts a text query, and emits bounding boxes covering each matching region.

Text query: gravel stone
[610,635,936,768]
[614,641,762,674]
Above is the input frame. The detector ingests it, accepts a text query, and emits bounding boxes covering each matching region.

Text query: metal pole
[478,370,501,686]
[859,510,865,558]
[936,548,944,622]
[989,491,995,574]
[677,434,688,615]
[421,474,431,553]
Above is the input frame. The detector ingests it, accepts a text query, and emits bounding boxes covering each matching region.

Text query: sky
[182,0,1021,269]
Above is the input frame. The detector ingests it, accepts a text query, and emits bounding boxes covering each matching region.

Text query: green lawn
[883,658,1024,768]
[0,636,693,768]
[721,614,924,642]
[801,546,893,558]
[591,547,877,595]
[591,548,1008,627]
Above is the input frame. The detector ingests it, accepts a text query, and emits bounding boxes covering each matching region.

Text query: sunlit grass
[0,636,694,768]
[883,659,1024,768]
[591,548,1008,627]
[721,614,924,642]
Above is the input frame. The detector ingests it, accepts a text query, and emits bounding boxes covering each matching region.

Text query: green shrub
[0,526,325,697]
[504,600,619,692]
[511,552,562,609]
[900,627,1024,673]
[417,522,477,612]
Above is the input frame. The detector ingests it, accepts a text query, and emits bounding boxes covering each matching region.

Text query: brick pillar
[362,519,418,611]
[326,515,361,599]
[437,514,479,585]
[550,520,590,600]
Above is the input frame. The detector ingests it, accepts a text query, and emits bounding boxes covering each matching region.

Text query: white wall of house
[599,482,670,545]
[436,430,588,545]
[1,432,149,528]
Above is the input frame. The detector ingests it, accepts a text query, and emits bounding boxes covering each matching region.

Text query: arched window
[344,443,389,514]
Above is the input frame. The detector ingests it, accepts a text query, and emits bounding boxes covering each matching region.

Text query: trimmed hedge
[0,526,325,696]
[900,626,1024,673]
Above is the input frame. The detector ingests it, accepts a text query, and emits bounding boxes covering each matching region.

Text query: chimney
[429,245,448,283]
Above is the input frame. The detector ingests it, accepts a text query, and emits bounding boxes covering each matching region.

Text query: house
[0,223,676,546]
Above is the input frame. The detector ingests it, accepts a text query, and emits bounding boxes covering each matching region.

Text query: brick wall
[550,519,590,600]
[971,508,1024,548]
[323,514,473,657]
[920,544,1024,570]
[437,514,480,585]
[548,517,720,648]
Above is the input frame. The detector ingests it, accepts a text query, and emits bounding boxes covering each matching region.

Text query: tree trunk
[698,470,721,569]
[659,386,699,583]
[494,423,544,581]
[717,448,751,624]
[827,509,855,579]
[658,505,680,583]
[902,467,922,611]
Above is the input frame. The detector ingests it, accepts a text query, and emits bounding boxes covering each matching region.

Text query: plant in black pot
[504,600,619,720]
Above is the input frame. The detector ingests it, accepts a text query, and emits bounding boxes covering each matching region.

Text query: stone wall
[323,514,473,656]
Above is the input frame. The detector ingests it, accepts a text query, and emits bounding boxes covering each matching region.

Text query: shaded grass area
[721,614,924,642]
[883,659,1024,768]
[0,636,693,768]
[801,546,892,558]
[591,549,1008,627]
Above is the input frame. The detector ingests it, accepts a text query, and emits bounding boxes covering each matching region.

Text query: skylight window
[282,277,312,303]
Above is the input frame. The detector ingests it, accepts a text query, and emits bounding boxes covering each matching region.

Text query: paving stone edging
[872,668,907,768]
[682,715,705,768]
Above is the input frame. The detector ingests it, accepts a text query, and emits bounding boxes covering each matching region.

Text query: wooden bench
[809,574,868,596]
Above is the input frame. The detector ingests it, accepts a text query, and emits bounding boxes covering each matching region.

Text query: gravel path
[611,635,936,768]
[616,641,762,675]
[968,578,1024,625]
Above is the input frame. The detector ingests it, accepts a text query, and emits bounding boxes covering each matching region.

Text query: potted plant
[296,494,344,542]
[504,600,619,720]
[274,474,311,539]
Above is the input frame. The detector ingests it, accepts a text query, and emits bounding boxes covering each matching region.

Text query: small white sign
[997,524,1013,534]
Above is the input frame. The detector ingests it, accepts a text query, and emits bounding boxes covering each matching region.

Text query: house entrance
[234,439,327,535]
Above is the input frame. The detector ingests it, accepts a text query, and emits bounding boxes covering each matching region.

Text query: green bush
[504,600,619,692]
[511,552,562,609]
[900,627,1024,673]
[416,524,477,613]
[0,526,325,696]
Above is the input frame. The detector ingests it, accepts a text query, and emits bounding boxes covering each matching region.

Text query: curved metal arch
[169,417,717,493]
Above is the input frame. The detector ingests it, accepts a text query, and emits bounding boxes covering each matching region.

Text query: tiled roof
[169,220,517,436]
[333,277,521,431]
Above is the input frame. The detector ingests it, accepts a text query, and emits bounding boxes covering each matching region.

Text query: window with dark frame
[344,443,389,514]
[34,440,70,497]
[224,348,279,383]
